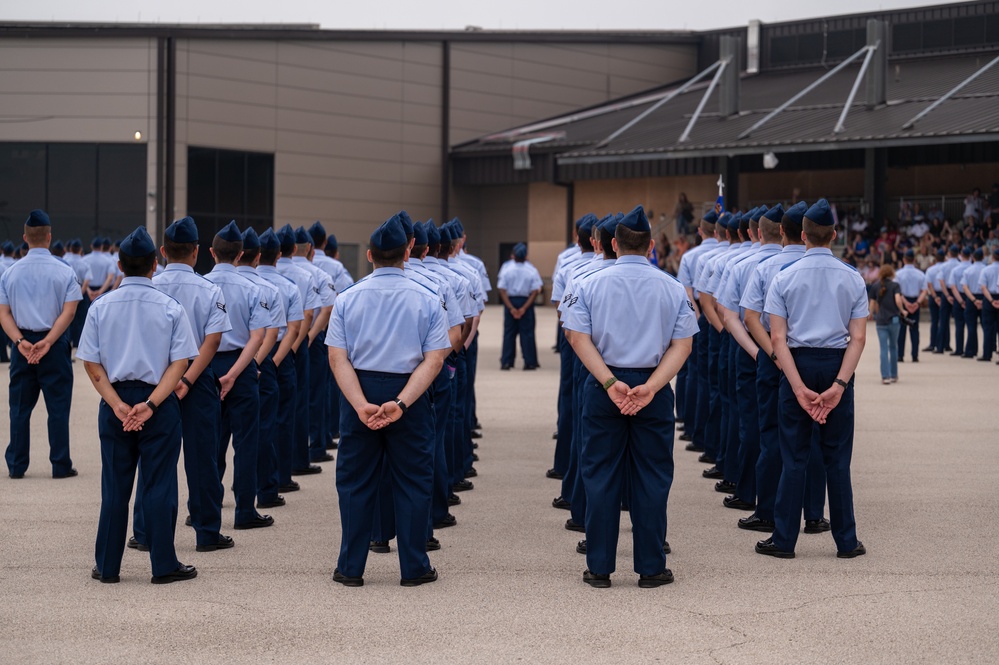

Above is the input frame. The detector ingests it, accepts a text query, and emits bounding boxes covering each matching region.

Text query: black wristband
[833,378,849,390]
[180,376,193,389]
[394,398,408,414]
[144,399,158,413]
[770,351,778,362]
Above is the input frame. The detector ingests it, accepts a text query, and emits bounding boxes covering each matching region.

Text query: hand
[174,380,189,400]
[218,373,236,400]
[122,402,154,432]
[934,297,941,306]
[946,297,954,304]
[112,402,132,425]
[809,384,845,425]
[793,385,823,422]
[621,384,655,416]
[14,339,35,359]
[27,339,51,364]
[355,403,382,430]
[369,401,404,429]
[976,301,983,310]
[606,380,632,412]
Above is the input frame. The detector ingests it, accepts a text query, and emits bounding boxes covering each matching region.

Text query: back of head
[118,226,157,276]
[781,201,808,244]
[614,205,652,255]
[24,209,52,247]
[802,199,835,246]
[212,220,244,264]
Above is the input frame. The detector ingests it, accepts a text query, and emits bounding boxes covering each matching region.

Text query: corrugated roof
[451,53,999,163]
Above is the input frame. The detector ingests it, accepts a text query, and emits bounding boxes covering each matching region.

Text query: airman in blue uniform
[959,248,984,359]
[923,249,947,354]
[945,246,972,357]
[78,225,200,584]
[934,245,962,354]
[979,248,999,363]
[757,199,868,560]
[498,243,543,370]
[894,250,927,362]
[0,209,82,479]
[327,214,451,587]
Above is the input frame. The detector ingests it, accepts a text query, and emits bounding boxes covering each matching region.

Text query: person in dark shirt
[868,265,905,385]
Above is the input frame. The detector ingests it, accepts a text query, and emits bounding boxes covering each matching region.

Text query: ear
[366,249,374,265]
[611,237,619,254]
[234,250,244,264]
[648,238,656,256]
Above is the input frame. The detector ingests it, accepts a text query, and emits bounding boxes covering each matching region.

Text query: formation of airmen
[548,199,868,587]
[922,244,999,362]
[0,209,490,586]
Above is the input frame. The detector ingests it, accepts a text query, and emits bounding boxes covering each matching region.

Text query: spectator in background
[963,188,983,225]
[869,264,904,385]
[666,235,689,276]
[898,201,913,227]
[862,258,880,284]
[851,233,870,264]
[988,183,999,226]
[674,193,694,237]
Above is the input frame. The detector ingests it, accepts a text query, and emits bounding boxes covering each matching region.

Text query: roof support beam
[593,60,722,148]
[902,52,999,130]
[737,45,871,140]
[833,42,879,134]
[678,59,729,143]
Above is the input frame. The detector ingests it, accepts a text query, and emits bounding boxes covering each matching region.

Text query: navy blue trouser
[734,348,760,504]
[308,334,329,461]
[501,297,538,367]
[430,366,453,527]
[964,297,981,357]
[982,296,998,360]
[6,330,74,477]
[692,314,709,450]
[135,367,223,547]
[561,354,583,509]
[95,383,181,578]
[328,366,341,442]
[0,328,8,362]
[774,349,858,554]
[702,326,722,461]
[468,331,480,429]
[450,351,467,487]
[937,298,952,352]
[897,298,920,361]
[675,360,687,423]
[257,352,281,503]
[581,368,674,576]
[213,351,260,526]
[292,346,311,470]
[567,356,589,528]
[552,328,573,476]
[721,333,741,483]
[928,295,940,351]
[336,371,434,580]
[951,299,966,355]
[275,351,297,485]
[69,293,90,348]
[716,333,730,473]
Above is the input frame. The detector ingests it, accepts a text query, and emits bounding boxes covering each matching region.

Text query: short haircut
[323,245,338,258]
[163,239,197,260]
[615,225,651,253]
[577,228,593,251]
[598,228,617,257]
[280,240,295,257]
[259,246,281,265]
[700,220,716,235]
[295,242,311,258]
[781,214,804,241]
[802,218,835,246]
[369,243,406,266]
[237,247,260,265]
[412,243,428,258]
[427,241,441,256]
[212,236,243,263]
[759,218,782,243]
[24,226,49,245]
[120,253,156,276]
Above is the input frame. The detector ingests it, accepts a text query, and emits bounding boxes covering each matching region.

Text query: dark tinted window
[0,143,46,241]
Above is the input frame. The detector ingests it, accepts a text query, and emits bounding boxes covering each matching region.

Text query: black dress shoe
[723,495,755,510]
[257,496,286,509]
[369,540,391,554]
[804,518,831,534]
[576,539,587,554]
[312,452,335,463]
[639,570,674,588]
[565,519,585,533]
[755,537,794,559]
[523,365,539,370]
[278,481,301,493]
[325,439,339,451]
[127,536,149,552]
[552,431,558,440]
[949,351,964,356]
[426,537,441,552]
[234,514,274,530]
[678,432,693,442]
[932,350,943,354]
[184,515,193,527]
[837,541,867,558]
[663,541,671,554]
[921,345,934,352]
[472,442,479,449]
[703,466,724,479]
[977,356,992,361]
[8,472,24,479]
[911,357,919,363]
[196,535,235,552]
[332,568,363,587]
[500,364,512,370]
[464,467,477,478]
[552,496,571,510]
[53,468,78,479]
[945,346,953,352]
[401,567,438,587]
[151,564,197,584]
[291,465,322,476]
[583,570,611,588]
[738,514,775,532]
[685,443,705,453]
[471,430,483,439]
[472,453,479,462]
[452,479,474,492]
[447,493,461,506]
[433,514,457,529]
[698,454,715,464]
[715,480,736,493]
[91,566,120,584]
[546,468,564,480]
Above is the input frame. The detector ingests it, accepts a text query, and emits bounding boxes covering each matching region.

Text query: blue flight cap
[783,201,808,226]
[102,237,112,248]
[961,245,973,257]
[439,224,453,244]
[599,214,620,235]
[294,226,312,245]
[513,243,527,260]
[948,244,960,254]
[119,226,156,258]
[397,211,414,237]
[425,221,441,246]
[973,248,984,261]
[451,218,465,237]
[370,217,407,251]
[19,242,28,253]
[703,209,718,224]
[216,220,243,243]
[327,232,338,251]
[619,205,651,233]
[165,216,199,243]
[26,209,51,227]
[259,228,280,251]
[751,205,768,222]
[277,224,297,249]
[578,216,597,234]
[805,199,834,226]
[993,247,999,259]
[91,236,103,248]
[762,203,784,223]
[573,215,588,229]
[308,221,326,246]
[904,249,915,259]
[2,240,15,253]
[717,212,734,230]
[412,221,428,245]
[69,238,81,250]
[51,239,64,252]
[241,226,260,250]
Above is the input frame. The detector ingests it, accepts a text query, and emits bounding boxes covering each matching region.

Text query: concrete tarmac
[0,305,997,664]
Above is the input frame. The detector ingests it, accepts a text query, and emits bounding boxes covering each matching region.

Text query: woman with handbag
[868,264,905,384]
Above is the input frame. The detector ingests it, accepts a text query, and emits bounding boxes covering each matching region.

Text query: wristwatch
[833,378,849,390]
[144,399,159,413]
[394,398,409,414]
[770,351,778,362]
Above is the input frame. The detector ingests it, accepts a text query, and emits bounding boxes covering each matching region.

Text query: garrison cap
[165,216,199,243]
[370,216,407,251]
[119,226,156,258]
[973,248,984,261]
[277,224,297,249]
[619,205,651,233]
[451,218,465,236]
[703,209,718,224]
[2,240,15,253]
[326,232,338,251]
[215,220,243,243]
[26,209,51,227]
[751,205,768,222]
[259,228,280,250]
[783,201,808,226]
[412,220,428,245]
[241,226,260,250]
[308,221,326,246]
[904,249,915,259]
[804,199,834,226]
[51,239,64,252]
[961,245,973,257]
[425,221,441,245]
[294,226,312,245]
[513,243,527,260]
[762,203,784,223]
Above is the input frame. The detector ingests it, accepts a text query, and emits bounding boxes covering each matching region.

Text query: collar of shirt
[761,243,782,251]
[277,257,293,266]
[700,238,719,247]
[119,276,155,288]
[164,263,195,273]
[424,256,441,266]
[716,241,731,248]
[372,267,406,278]
[236,266,257,276]
[804,247,834,257]
[740,242,753,248]
[26,248,52,257]
[292,256,312,265]
[782,245,806,255]
[615,255,650,266]
[212,263,237,274]
[257,265,280,275]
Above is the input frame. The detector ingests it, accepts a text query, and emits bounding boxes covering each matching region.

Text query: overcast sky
[2,0,966,31]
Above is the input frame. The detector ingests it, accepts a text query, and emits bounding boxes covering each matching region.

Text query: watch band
[394,398,408,414]
[602,377,618,391]
[144,399,158,413]
[180,376,193,389]
[770,351,778,362]
[833,378,849,389]
[15,337,24,347]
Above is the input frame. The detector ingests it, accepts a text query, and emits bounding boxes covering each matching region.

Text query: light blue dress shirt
[946,260,970,289]
[960,262,984,293]
[676,238,718,292]
[705,241,754,295]
[204,263,271,352]
[425,256,477,319]
[692,241,731,295]
[326,268,451,374]
[0,248,82,331]
[76,277,199,383]
[80,251,116,288]
[558,258,615,316]
[459,251,491,293]
[894,264,927,298]
[314,254,354,293]
[938,257,961,289]
[740,245,807,332]
[497,261,543,297]
[407,259,465,330]
[237,266,286,330]
[551,252,595,303]
[447,257,485,312]
[562,255,699,368]
[257,265,305,342]
[717,243,782,316]
[980,262,999,295]
[293,256,337,308]
[277,257,323,315]
[925,262,943,293]
[764,247,869,349]
[152,263,231,348]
